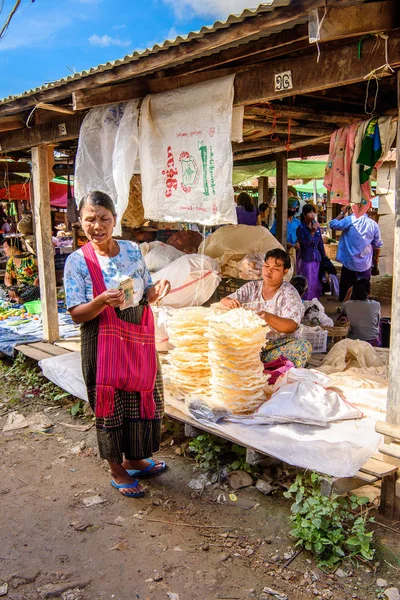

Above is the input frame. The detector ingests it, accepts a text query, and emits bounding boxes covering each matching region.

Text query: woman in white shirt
[342,278,381,346]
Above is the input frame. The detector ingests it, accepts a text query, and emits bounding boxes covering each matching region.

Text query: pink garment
[263,355,295,386]
[352,199,372,218]
[324,122,362,205]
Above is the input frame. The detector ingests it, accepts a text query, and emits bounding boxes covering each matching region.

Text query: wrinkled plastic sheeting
[75,100,140,235]
[39,352,88,402]
[166,393,382,478]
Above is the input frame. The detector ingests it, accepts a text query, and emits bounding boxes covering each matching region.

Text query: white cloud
[88,34,132,48]
[163,0,272,19]
[0,14,73,51]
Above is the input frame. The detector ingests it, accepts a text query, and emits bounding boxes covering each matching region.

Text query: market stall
[0,0,399,500]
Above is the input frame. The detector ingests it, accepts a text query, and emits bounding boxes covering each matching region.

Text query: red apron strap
[82,242,107,297]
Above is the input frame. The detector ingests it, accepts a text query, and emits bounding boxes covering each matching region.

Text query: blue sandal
[111,478,145,498]
[126,459,167,479]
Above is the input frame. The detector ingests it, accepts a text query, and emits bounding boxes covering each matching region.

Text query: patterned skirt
[81,303,164,464]
[261,337,312,368]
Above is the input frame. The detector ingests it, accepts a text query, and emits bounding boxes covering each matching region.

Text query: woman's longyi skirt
[297,258,323,301]
[81,304,164,464]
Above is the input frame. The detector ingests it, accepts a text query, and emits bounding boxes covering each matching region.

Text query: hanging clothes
[357,117,381,183]
[323,121,360,204]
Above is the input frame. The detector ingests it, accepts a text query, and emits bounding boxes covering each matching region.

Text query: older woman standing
[296,204,325,301]
[64,191,170,498]
[221,248,311,368]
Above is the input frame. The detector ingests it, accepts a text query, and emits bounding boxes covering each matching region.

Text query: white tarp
[39,351,383,478]
[74,100,140,235]
[140,75,238,226]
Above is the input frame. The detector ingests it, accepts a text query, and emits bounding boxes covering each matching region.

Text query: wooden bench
[375,420,400,519]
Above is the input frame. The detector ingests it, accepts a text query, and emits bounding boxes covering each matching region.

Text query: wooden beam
[31,145,59,343]
[0,161,30,174]
[276,153,288,247]
[309,1,397,44]
[234,134,331,160]
[244,104,365,125]
[0,114,84,153]
[243,119,334,137]
[376,420,400,439]
[386,71,400,427]
[74,29,400,115]
[36,102,75,115]
[0,115,25,132]
[234,31,400,105]
[0,0,332,117]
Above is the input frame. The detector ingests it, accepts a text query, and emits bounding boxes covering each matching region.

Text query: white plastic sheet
[39,352,88,402]
[75,100,140,235]
[140,75,237,225]
[167,393,381,478]
[38,351,383,477]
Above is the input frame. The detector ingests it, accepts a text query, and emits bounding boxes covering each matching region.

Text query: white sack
[144,243,185,272]
[39,352,88,402]
[226,368,361,426]
[152,254,221,308]
[200,225,293,280]
[139,75,237,225]
[75,100,140,235]
[153,306,173,352]
[303,298,334,327]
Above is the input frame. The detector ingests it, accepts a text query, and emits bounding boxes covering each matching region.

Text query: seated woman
[220,248,312,368]
[342,278,381,346]
[3,236,40,302]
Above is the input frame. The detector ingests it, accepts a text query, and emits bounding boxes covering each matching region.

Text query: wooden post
[31,145,59,343]
[258,176,269,208]
[276,153,288,246]
[386,70,400,427]
[326,190,333,237]
[313,179,318,205]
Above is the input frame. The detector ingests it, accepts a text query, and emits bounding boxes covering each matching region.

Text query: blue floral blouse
[64,240,153,310]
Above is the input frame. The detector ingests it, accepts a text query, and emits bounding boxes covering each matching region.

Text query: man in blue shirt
[270,197,301,247]
[329,206,382,301]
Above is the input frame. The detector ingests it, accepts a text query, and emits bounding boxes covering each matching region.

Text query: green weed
[284,472,375,569]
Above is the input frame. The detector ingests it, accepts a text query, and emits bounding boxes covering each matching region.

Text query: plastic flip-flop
[111,479,145,498]
[126,459,167,479]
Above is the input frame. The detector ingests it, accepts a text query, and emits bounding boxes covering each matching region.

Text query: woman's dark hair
[78,191,116,217]
[237,191,254,212]
[291,275,308,298]
[3,236,24,253]
[300,203,316,223]
[258,202,269,213]
[264,248,291,270]
[351,278,370,301]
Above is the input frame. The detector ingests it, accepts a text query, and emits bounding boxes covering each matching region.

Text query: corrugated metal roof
[0,1,296,105]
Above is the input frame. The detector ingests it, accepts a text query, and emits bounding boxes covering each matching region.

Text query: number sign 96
[274,71,293,93]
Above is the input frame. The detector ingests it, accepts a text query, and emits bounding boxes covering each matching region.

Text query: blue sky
[0,0,256,100]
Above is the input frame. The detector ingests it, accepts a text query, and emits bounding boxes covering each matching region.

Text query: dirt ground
[0,357,399,600]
